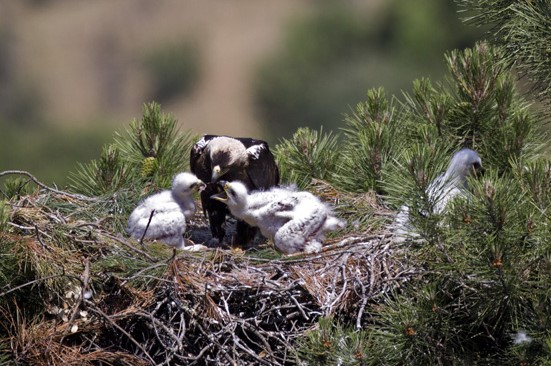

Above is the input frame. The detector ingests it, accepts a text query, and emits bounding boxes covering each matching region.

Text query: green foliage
[2,178,33,199]
[0,235,59,321]
[0,347,12,366]
[0,200,10,233]
[278,42,541,195]
[381,42,543,210]
[383,144,452,244]
[115,101,197,186]
[366,41,550,362]
[296,317,371,366]
[93,245,170,290]
[401,43,543,174]
[69,102,197,196]
[446,44,542,170]
[69,144,129,197]
[286,41,551,364]
[512,158,551,211]
[458,0,551,103]
[366,169,551,364]
[274,127,340,188]
[336,88,402,193]
[143,40,201,103]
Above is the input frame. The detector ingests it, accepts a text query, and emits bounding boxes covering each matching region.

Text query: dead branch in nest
[0,170,96,202]
[0,184,414,365]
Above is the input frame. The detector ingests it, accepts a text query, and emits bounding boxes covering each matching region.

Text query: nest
[0,176,415,365]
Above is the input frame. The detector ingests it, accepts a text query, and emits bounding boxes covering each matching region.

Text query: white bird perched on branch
[393,148,484,239]
[212,181,345,254]
[126,172,205,249]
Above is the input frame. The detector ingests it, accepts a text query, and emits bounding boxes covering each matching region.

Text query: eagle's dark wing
[242,139,280,189]
[190,135,217,184]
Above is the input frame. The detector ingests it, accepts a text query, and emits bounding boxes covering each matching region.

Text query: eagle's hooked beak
[211,165,227,182]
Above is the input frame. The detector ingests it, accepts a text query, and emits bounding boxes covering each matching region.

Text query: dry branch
[0,181,413,365]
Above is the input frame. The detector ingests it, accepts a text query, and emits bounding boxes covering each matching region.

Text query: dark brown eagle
[190,135,280,248]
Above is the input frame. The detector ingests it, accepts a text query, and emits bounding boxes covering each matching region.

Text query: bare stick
[140,209,155,245]
[34,224,51,251]
[102,233,158,263]
[0,273,83,297]
[356,279,368,330]
[85,300,156,365]
[0,170,95,201]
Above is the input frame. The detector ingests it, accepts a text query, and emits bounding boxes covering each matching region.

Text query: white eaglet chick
[393,148,484,239]
[126,172,205,249]
[212,181,345,255]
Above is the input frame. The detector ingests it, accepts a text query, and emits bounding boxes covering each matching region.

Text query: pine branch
[457,0,551,104]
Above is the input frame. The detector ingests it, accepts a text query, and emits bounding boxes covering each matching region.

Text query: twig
[102,233,158,263]
[287,292,309,321]
[34,224,51,251]
[138,310,183,351]
[140,209,155,245]
[120,263,167,286]
[233,335,275,366]
[0,170,95,201]
[85,300,156,365]
[356,280,368,330]
[196,323,237,365]
[7,222,36,231]
[0,273,83,297]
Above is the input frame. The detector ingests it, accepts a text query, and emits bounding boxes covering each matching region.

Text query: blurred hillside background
[0,0,482,186]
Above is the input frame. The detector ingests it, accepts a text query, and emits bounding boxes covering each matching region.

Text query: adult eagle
[190,135,280,247]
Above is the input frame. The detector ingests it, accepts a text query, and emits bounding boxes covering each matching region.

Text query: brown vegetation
[0,172,413,365]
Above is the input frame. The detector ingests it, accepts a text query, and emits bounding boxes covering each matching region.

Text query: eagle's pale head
[208,137,248,182]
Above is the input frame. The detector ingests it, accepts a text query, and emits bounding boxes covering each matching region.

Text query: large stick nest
[0,177,416,365]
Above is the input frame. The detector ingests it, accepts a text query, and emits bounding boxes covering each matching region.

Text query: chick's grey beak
[197,181,207,192]
[473,163,485,177]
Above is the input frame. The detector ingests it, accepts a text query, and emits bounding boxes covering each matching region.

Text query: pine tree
[337,87,402,193]
[274,126,341,188]
[69,101,196,196]
[457,0,551,104]
[295,42,551,365]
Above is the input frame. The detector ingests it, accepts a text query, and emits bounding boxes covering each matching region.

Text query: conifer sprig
[458,0,551,103]
[274,126,340,188]
[69,102,197,196]
[293,42,551,365]
[336,88,401,193]
[114,102,196,186]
